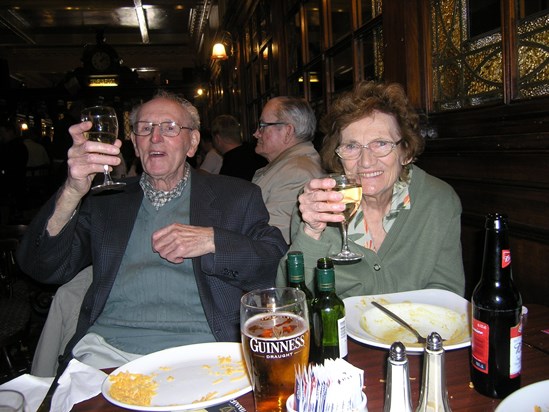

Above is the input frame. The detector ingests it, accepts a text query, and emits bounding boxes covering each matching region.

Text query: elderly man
[252,96,324,243]
[16,91,287,372]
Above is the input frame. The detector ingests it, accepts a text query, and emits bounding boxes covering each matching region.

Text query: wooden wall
[381,0,549,306]
[416,100,549,305]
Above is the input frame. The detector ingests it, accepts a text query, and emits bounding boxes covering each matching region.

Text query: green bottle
[311,257,348,364]
[287,251,315,363]
[287,251,314,302]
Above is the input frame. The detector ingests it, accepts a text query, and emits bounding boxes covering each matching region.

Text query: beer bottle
[311,257,348,363]
[471,213,522,398]
[416,332,451,412]
[384,341,412,412]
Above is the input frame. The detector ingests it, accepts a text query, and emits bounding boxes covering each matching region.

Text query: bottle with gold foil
[311,257,348,364]
[287,251,314,303]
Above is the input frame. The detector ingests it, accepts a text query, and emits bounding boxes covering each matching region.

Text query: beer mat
[204,399,247,411]
[101,342,252,411]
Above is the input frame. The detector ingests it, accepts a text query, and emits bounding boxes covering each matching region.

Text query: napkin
[0,359,107,412]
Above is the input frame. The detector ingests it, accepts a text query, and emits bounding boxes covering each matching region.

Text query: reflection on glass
[359,27,384,81]
[329,0,352,44]
[359,0,382,26]
[288,10,303,73]
[331,44,354,94]
[468,0,500,38]
[305,0,322,61]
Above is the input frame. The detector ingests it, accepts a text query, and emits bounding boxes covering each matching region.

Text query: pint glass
[240,287,310,412]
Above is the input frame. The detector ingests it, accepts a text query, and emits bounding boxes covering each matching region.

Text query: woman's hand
[298,177,346,240]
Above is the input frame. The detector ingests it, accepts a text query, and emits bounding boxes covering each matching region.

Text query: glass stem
[103,164,114,185]
[341,220,351,253]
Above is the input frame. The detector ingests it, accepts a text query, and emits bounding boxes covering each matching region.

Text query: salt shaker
[384,341,412,412]
[416,332,452,412]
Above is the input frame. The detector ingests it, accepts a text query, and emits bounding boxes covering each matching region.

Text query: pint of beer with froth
[240,287,310,412]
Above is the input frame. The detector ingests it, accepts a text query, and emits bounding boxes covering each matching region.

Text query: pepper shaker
[416,332,452,412]
[384,341,413,412]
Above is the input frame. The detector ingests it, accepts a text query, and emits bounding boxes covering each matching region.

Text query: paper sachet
[292,358,366,412]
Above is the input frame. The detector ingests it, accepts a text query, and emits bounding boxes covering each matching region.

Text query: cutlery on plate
[371,301,429,344]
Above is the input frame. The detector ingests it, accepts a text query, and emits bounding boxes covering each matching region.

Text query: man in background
[212,114,267,181]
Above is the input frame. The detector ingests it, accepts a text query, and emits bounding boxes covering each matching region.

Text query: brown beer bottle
[311,257,348,364]
[471,213,522,398]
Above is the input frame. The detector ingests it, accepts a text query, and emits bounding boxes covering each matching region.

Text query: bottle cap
[287,251,304,281]
[316,257,334,269]
[316,257,335,290]
[486,212,509,230]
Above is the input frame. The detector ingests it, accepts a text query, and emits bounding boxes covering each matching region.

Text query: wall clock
[91,50,113,72]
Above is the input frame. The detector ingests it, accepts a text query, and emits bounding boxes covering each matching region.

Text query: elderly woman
[277,81,465,298]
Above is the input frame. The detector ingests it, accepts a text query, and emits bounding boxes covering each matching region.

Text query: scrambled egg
[108,371,159,406]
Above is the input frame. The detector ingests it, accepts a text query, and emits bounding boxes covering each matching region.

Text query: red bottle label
[472,319,490,373]
[471,317,522,377]
[502,250,511,268]
[510,321,522,378]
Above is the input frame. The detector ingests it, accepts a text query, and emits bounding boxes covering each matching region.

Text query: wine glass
[0,390,25,411]
[81,106,126,193]
[329,174,364,263]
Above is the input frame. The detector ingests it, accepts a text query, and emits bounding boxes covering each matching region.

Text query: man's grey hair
[270,96,316,142]
[130,90,201,130]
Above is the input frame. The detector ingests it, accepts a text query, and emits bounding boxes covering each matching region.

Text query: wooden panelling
[416,100,549,306]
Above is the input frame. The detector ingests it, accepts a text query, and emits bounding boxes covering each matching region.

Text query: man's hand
[152,223,215,264]
[66,121,122,196]
[46,121,122,236]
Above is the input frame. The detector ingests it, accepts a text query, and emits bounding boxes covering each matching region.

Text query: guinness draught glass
[240,287,310,412]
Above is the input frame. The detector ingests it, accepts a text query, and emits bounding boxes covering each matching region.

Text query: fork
[371,301,427,344]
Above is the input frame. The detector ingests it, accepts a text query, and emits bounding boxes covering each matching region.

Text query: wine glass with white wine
[81,106,126,193]
[329,174,363,263]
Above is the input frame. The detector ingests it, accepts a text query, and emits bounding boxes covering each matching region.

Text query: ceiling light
[134,0,150,44]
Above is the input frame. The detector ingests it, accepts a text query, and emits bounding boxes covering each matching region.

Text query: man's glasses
[255,120,287,132]
[132,121,193,137]
[335,139,402,159]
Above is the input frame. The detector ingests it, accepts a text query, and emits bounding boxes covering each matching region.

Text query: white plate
[344,289,471,352]
[495,379,549,412]
[101,342,252,411]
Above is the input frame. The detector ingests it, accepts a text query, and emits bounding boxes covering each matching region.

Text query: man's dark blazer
[17,167,288,371]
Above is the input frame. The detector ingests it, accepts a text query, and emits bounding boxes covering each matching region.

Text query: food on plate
[108,371,159,406]
[202,355,247,382]
[193,392,218,403]
[359,302,468,347]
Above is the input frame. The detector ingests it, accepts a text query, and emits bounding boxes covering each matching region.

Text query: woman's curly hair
[319,81,424,179]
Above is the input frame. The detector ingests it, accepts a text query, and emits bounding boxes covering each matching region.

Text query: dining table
[72,303,549,412]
